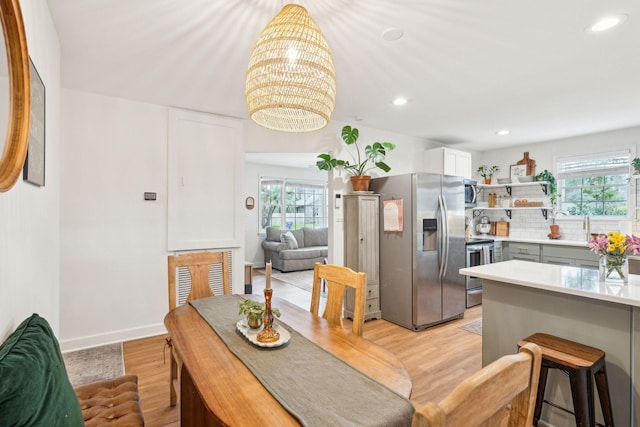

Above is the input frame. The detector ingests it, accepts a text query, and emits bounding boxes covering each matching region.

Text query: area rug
[256,268,314,292]
[458,319,482,336]
[62,343,125,387]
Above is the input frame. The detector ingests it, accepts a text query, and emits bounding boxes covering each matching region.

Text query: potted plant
[238,298,281,329]
[316,125,396,191]
[535,170,564,238]
[476,165,499,184]
[632,157,640,175]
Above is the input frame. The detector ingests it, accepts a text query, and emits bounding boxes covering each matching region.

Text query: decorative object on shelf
[516,152,536,176]
[237,298,281,329]
[477,165,499,184]
[509,164,527,183]
[588,232,640,284]
[633,157,640,175]
[513,199,543,207]
[245,4,336,133]
[316,125,396,192]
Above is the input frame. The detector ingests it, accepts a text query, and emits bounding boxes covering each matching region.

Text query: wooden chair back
[412,342,542,427]
[310,262,366,337]
[168,251,231,310]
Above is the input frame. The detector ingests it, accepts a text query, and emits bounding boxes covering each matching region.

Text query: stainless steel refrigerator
[370,173,466,331]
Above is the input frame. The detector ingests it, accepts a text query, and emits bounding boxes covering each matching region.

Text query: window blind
[557,150,630,179]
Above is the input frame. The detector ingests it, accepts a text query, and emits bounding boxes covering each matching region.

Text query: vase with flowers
[588,232,640,284]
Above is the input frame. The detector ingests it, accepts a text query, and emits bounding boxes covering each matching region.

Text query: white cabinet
[343,194,381,321]
[423,147,472,179]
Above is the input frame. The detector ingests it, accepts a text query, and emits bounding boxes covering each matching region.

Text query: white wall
[0,1,61,341]
[59,90,169,350]
[244,162,327,267]
[475,126,640,240]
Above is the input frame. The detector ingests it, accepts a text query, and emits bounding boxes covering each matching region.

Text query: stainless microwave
[464,179,477,208]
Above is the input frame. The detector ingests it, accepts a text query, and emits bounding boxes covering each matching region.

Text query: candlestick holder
[256,288,280,343]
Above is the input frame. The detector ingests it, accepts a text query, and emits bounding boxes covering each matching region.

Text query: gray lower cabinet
[542,244,599,269]
[504,241,599,269]
[343,194,381,321]
[504,242,541,262]
[493,241,503,262]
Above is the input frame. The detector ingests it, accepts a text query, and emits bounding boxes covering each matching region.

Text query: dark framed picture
[23,57,45,186]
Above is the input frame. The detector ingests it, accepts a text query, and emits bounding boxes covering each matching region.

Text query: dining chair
[310,262,366,337]
[167,251,231,406]
[411,342,542,427]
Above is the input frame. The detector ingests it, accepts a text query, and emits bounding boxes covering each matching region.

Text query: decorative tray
[236,320,290,348]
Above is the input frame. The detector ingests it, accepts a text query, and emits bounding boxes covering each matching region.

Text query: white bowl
[518,176,534,183]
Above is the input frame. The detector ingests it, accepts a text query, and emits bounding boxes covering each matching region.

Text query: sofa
[0,313,144,427]
[262,226,328,272]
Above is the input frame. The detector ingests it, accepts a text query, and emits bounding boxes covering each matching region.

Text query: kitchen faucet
[584,215,591,240]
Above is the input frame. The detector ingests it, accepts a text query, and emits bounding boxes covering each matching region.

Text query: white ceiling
[48,0,640,151]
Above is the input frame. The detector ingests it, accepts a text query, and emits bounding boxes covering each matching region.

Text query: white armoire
[343,194,381,321]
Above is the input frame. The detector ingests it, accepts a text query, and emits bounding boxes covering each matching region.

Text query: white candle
[265,261,272,290]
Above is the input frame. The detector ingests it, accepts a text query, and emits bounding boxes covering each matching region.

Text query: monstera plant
[316,125,396,191]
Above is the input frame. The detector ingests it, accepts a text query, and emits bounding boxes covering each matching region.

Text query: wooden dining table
[164,296,412,426]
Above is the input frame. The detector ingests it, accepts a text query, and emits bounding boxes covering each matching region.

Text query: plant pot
[548,224,561,240]
[247,316,263,329]
[484,178,491,184]
[350,176,371,192]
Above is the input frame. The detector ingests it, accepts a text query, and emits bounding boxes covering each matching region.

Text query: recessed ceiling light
[496,129,510,136]
[382,27,404,41]
[587,14,627,33]
[393,97,407,106]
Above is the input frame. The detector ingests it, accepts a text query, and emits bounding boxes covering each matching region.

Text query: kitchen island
[460,260,639,427]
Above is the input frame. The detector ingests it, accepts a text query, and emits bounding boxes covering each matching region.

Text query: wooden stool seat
[518,333,614,427]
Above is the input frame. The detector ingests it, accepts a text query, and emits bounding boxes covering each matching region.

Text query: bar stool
[518,333,614,427]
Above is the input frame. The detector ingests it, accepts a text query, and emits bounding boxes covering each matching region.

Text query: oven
[465,240,494,308]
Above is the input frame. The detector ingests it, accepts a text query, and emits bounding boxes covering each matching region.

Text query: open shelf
[478,181,548,195]
[473,207,551,220]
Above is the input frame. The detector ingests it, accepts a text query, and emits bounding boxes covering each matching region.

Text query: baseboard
[59,322,167,352]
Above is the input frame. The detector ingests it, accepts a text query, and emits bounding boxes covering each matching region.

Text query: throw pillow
[0,313,84,427]
[280,231,299,249]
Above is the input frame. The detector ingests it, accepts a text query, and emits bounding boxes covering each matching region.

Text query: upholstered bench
[75,375,144,426]
[0,313,144,427]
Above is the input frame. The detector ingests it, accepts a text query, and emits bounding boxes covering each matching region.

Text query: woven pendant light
[246,4,336,133]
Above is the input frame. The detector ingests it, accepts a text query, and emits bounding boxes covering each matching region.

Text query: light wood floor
[123,273,483,427]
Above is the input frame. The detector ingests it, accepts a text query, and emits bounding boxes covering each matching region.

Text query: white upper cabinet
[423,147,472,179]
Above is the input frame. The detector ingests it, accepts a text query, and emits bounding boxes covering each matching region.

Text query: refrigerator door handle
[438,194,446,278]
[441,194,450,276]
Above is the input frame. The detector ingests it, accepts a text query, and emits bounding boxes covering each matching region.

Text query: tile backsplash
[468,184,638,241]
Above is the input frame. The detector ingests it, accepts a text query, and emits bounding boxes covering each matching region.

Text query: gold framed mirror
[0,0,30,192]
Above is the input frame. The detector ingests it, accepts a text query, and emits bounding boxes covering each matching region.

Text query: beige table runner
[190,295,414,427]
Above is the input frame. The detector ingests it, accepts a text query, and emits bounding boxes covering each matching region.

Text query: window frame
[259,176,328,233]
[555,149,633,220]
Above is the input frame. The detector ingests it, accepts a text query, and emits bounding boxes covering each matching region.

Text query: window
[556,150,631,217]
[259,177,327,232]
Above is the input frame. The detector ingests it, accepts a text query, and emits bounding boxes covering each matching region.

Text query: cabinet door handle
[517,247,529,253]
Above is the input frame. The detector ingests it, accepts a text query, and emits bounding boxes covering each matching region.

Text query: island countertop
[460,260,640,308]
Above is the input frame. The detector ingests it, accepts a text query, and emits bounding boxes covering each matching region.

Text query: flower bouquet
[588,232,640,283]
